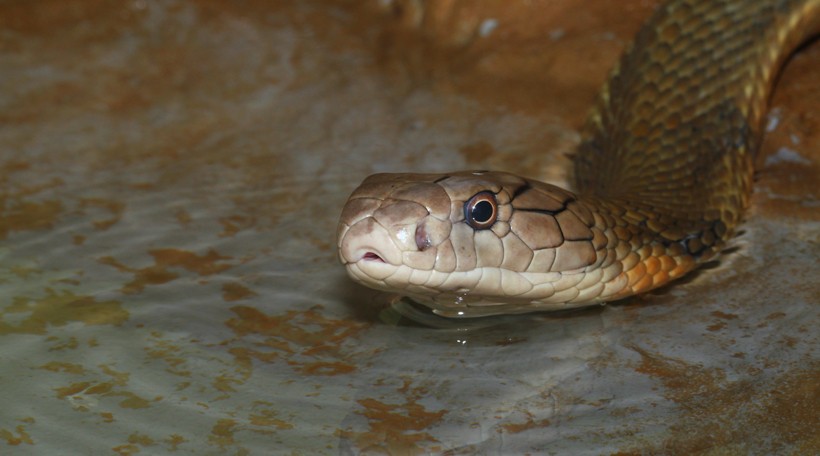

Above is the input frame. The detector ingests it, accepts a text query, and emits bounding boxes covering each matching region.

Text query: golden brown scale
[573,0,820,297]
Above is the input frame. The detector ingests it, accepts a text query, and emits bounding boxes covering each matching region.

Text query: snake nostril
[362,252,385,262]
[415,225,431,251]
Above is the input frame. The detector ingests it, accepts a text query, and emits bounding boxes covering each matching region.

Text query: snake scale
[337,0,820,317]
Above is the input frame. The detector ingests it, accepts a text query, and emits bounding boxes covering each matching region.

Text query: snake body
[337,0,820,317]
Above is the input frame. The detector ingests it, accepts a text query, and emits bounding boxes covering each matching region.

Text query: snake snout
[338,216,402,267]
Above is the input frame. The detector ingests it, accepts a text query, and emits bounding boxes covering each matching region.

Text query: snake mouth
[362,252,385,263]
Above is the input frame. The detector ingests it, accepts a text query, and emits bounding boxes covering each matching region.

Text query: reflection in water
[384,296,606,333]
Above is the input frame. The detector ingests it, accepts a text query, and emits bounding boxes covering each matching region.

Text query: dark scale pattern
[572,0,820,295]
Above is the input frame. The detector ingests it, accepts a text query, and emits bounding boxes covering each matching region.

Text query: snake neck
[572,0,820,263]
[336,0,820,314]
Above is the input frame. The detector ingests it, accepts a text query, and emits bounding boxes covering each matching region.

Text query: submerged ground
[1,1,818,454]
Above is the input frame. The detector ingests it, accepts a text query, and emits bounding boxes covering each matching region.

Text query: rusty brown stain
[344,381,447,455]
[293,361,357,376]
[628,346,820,454]
[781,335,799,348]
[0,427,34,446]
[757,311,790,328]
[55,381,94,399]
[219,214,256,237]
[706,321,727,332]
[47,336,79,351]
[0,418,35,446]
[166,434,187,451]
[222,281,257,302]
[98,256,179,294]
[224,305,368,379]
[310,236,332,252]
[127,432,155,446]
[249,411,294,430]
[0,161,30,173]
[208,418,238,450]
[79,197,125,230]
[112,444,140,456]
[349,398,445,454]
[99,248,233,294]
[9,265,38,279]
[145,334,191,378]
[174,207,192,227]
[0,187,63,240]
[53,365,160,410]
[0,0,141,35]
[151,249,233,275]
[120,393,159,409]
[710,311,739,320]
[766,311,787,320]
[39,362,87,375]
[212,374,242,394]
[0,289,128,335]
[500,414,551,434]
[227,306,366,345]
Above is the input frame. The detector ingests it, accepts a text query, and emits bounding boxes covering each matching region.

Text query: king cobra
[337,0,820,317]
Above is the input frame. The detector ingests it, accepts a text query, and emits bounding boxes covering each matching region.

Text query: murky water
[1,1,818,454]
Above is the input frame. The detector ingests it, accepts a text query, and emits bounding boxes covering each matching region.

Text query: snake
[336,0,820,317]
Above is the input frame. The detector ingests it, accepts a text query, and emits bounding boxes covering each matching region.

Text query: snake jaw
[362,252,385,263]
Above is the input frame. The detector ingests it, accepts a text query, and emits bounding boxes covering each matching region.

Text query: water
[1,1,818,454]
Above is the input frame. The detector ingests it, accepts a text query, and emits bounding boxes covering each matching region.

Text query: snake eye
[464,191,498,230]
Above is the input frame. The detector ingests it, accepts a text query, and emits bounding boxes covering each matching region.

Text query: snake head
[337,171,608,316]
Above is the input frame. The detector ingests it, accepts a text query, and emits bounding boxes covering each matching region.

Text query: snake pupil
[473,201,493,222]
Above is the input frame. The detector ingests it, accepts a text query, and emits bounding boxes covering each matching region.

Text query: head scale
[337,171,603,316]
